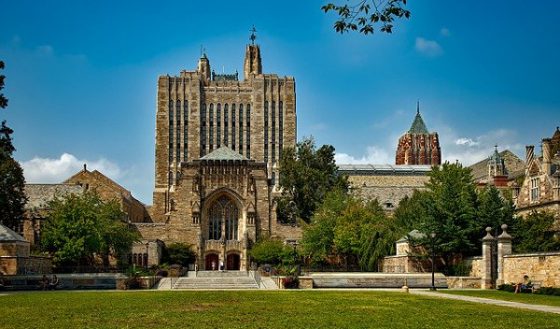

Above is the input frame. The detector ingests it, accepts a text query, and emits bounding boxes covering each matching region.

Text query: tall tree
[0,60,27,231]
[277,137,348,224]
[322,0,411,35]
[513,211,560,253]
[41,192,139,272]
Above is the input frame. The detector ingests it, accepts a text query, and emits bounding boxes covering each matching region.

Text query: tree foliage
[41,192,139,271]
[250,238,293,265]
[0,60,27,231]
[513,211,560,253]
[277,137,348,224]
[322,0,410,35]
[302,189,388,270]
[162,243,196,266]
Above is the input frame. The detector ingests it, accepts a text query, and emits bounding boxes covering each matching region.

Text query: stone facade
[502,252,560,287]
[338,164,430,213]
[395,104,441,166]
[144,40,300,270]
[0,223,51,275]
[513,127,560,220]
[64,165,148,223]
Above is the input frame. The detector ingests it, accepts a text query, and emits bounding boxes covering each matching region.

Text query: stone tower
[395,103,441,166]
[487,145,508,186]
[144,34,300,270]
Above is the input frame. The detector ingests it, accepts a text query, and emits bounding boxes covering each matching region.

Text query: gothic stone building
[513,127,560,220]
[395,104,441,166]
[136,41,300,270]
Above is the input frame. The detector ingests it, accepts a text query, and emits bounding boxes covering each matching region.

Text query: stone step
[171,275,259,290]
[194,271,250,278]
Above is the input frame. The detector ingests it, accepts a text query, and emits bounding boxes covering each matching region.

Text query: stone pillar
[496,224,512,287]
[481,227,494,289]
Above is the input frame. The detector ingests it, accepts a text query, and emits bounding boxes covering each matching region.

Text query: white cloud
[21,153,122,183]
[440,27,451,37]
[36,45,54,56]
[439,128,524,166]
[415,37,443,57]
[335,146,392,165]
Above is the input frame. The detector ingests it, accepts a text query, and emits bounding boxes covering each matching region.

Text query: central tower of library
[141,38,299,270]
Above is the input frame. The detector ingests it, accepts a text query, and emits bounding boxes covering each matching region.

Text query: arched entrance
[226,253,240,270]
[205,253,219,271]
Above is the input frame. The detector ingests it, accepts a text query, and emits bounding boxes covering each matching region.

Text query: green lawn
[440,289,560,307]
[0,290,559,329]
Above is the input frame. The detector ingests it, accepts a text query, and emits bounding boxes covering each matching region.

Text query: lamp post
[430,232,436,291]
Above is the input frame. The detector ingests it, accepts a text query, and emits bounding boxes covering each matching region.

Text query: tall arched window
[183,100,188,160]
[231,104,236,150]
[169,100,174,163]
[209,104,214,152]
[271,101,276,163]
[224,104,229,146]
[264,101,269,162]
[239,105,244,155]
[217,104,221,148]
[176,100,181,163]
[279,101,283,158]
[208,196,238,241]
[200,103,207,156]
[246,104,251,158]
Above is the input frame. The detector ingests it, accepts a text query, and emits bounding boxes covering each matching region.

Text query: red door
[205,253,219,270]
[226,253,240,270]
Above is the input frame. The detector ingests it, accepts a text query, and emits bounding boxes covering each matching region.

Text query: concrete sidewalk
[411,290,560,315]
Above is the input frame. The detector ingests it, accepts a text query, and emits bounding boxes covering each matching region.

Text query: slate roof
[468,150,525,181]
[0,223,27,243]
[200,146,248,161]
[408,110,429,134]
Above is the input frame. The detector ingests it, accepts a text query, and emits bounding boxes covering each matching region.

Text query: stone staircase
[170,271,261,290]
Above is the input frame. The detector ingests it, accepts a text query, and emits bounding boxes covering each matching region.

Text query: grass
[0,290,559,329]
[440,289,560,307]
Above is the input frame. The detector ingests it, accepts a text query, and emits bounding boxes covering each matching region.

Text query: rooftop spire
[408,103,429,134]
[417,100,420,115]
[249,26,257,45]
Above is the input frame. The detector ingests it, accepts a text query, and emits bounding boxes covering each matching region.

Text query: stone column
[496,224,512,287]
[481,227,495,289]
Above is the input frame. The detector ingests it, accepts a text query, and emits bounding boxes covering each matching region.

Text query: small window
[530,177,539,202]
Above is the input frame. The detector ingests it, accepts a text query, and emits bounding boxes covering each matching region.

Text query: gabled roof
[468,150,525,181]
[0,223,27,243]
[408,104,429,134]
[200,146,248,161]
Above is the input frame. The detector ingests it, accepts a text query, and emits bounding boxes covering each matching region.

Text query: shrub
[282,276,299,289]
[162,243,196,266]
[497,284,515,292]
[534,287,560,296]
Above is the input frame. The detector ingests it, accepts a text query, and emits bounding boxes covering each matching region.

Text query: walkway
[411,290,560,315]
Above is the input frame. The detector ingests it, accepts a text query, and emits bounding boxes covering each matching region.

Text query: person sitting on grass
[514,275,533,293]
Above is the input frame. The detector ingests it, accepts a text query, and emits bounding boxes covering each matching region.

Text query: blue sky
[1,1,559,204]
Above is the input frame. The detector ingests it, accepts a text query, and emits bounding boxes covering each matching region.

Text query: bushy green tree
[513,211,560,253]
[277,137,348,224]
[0,60,27,231]
[41,192,139,271]
[474,185,516,253]
[302,189,388,270]
[250,238,293,265]
[322,0,410,35]
[162,243,196,266]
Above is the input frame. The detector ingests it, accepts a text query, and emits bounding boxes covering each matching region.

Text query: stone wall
[502,252,560,287]
[465,256,482,278]
[380,255,432,273]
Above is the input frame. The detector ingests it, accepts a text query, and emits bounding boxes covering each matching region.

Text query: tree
[302,189,388,270]
[277,137,348,224]
[322,0,411,35]
[0,60,27,231]
[249,238,292,265]
[162,243,196,266]
[41,192,139,272]
[475,185,516,253]
[513,211,560,253]
[410,162,480,272]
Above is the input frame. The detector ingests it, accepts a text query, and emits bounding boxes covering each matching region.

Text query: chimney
[525,145,534,165]
[542,138,552,175]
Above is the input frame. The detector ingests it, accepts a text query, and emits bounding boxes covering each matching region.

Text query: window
[208,196,238,240]
[209,104,214,152]
[264,101,269,162]
[224,104,229,146]
[217,104,221,148]
[183,100,188,160]
[239,105,243,155]
[200,103,207,156]
[169,100,174,163]
[271,101,276,163]
[176,100,181,163]
[279,101,283,158]
[530,177,540,202]
[246,104,251,158]
[231,104,236,150]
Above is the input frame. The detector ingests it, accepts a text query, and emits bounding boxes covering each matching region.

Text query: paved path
[411,290,560,315]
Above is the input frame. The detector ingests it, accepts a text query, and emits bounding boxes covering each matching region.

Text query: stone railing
[205,239,242,252]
